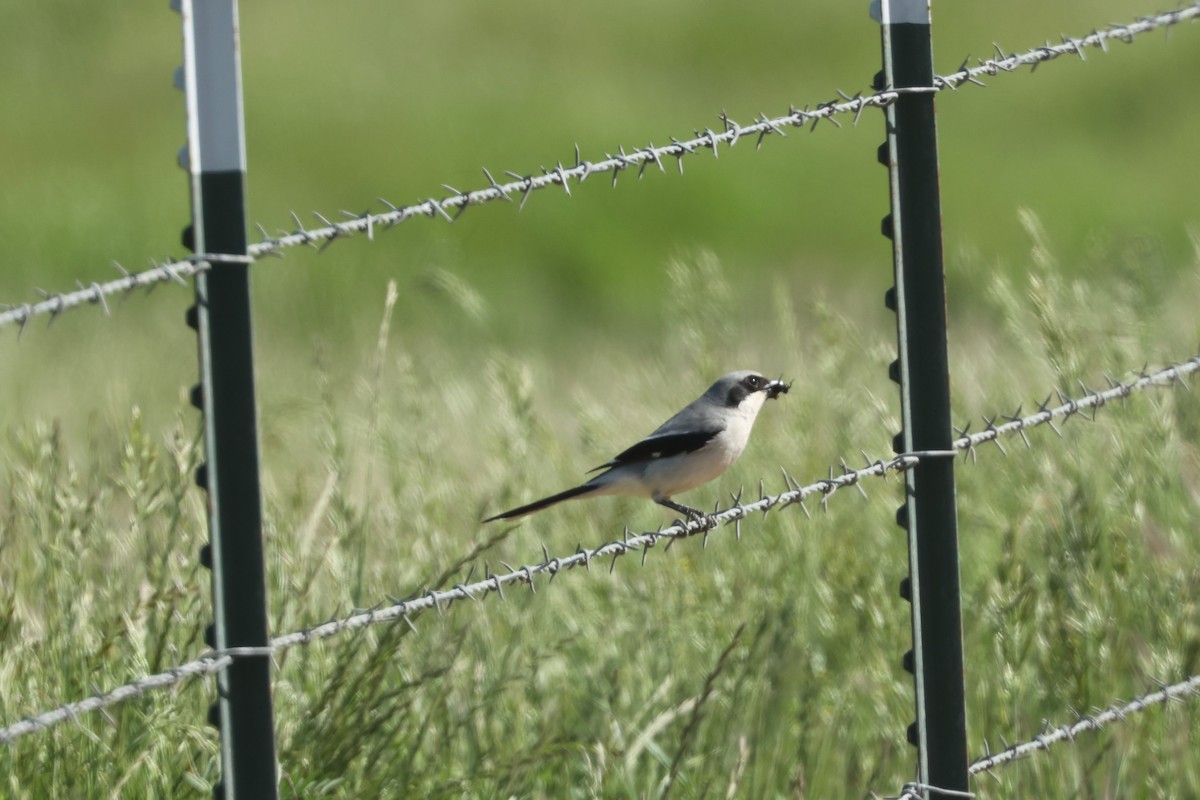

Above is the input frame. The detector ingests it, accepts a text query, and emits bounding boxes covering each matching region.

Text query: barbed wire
[0,451,926,746]
[952,357,1200,457]
[3,352,1198,745]
[3,2,1196,334]
[0,651,235,746]
[873,671,1200,796]
[969,674,1200,776]
[879,673,1200,798]
[872,358,1200,800]
[0,254,253,334]
[239,3,1200,260]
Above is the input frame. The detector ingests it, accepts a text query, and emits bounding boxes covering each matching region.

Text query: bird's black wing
[588,428,721,473]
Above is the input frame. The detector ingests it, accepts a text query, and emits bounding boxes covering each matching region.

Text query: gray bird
[484,370,788,522]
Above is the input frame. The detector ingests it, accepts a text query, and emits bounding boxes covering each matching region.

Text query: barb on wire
[933,4,1200,90]
[876,674,1200,798]
[0,255,258,333]
[0,450,925,746]
[0,651,234,746]
[952,357,1200,457]
[4,3,1195,333]
[0,254,252,333]
[968,673,1200,775]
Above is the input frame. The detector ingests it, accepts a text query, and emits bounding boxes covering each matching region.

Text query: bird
[484,370,789,523]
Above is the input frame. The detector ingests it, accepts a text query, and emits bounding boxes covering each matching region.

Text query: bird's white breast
[641,393,765,499]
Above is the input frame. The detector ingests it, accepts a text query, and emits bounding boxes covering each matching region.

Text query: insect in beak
[766,378,791,400]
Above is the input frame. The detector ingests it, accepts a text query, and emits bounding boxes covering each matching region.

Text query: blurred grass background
[0,0,1198,797]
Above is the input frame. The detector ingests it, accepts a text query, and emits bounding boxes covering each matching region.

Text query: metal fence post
[174,0,279,797]
[873,0,969,796]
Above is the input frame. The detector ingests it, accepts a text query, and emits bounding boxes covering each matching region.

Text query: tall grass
[1,233,1199,798]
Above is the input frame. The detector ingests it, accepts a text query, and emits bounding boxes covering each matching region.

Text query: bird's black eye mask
[726,374,790,406]
[725,383,750,407]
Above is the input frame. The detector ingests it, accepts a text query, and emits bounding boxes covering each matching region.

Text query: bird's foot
[670,510,718,533]
[681,518,718,534]
[657,498,717,533]
[671,518,713,533]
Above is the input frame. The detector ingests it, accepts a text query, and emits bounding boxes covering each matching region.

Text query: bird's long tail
[483,483,597,522]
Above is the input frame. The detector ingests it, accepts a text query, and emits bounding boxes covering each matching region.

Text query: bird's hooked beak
[765,378,791,400]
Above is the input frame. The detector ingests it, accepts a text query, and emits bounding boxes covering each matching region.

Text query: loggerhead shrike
[484,370,789,522]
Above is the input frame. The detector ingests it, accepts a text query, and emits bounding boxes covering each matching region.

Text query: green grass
[2,236,1200,797]
[2,0,1200,796]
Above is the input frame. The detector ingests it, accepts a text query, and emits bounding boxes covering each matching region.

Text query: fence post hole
[175,0,279,797]
[873,0,970,795]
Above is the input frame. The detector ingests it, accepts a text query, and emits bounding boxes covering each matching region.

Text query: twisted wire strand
[968,673,1200,775]
[0,255,249,333]
[952,357,1200,456]
[882,672,1200,797]
[3,3,1196,333]
[0,652,234,745]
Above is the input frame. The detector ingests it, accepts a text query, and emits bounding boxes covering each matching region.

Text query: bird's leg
[656,498,716,531]
[656,497,704,519]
